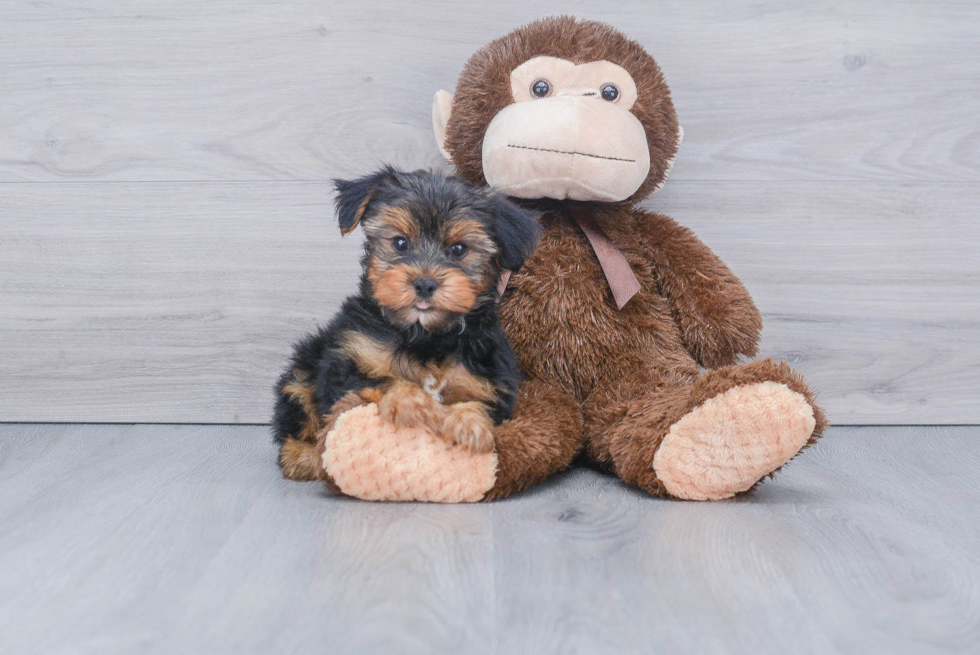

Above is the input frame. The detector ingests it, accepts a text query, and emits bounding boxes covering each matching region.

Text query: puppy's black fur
[272,167,541,452]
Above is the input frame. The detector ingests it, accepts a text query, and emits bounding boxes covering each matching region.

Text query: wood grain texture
[0,424,978,654]
[0,1,976,183]
[1,0,978,423]
[2,181,977,424]
[658,181,980,425]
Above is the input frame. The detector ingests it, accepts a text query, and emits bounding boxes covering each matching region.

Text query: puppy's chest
[338,332,496,404]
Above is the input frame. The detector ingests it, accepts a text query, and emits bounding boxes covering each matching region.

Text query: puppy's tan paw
[378,381,447,430]
[441,402,495,453]
[279,438,323,481]
[357,387,384,404]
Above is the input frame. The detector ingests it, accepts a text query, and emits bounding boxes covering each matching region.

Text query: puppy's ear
[489,195,542,271]
[334,167,399,235]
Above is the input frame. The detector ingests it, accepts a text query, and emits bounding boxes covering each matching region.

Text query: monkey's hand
[637,209,762,368]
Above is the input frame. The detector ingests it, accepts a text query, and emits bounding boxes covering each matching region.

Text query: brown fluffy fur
[436,17,827,500]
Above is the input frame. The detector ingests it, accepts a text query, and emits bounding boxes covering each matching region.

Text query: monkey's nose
[413,277,439,299]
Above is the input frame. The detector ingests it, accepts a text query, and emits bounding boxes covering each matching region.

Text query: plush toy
[281,16,826,502]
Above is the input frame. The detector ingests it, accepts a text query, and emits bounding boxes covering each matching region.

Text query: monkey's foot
[652,382,816,501]
[322,403,497,503]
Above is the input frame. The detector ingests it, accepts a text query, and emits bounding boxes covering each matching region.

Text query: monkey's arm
[633,208,762,368]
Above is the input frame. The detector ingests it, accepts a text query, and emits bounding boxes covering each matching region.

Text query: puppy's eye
[392,236,410,253]
[530,79,551,98]
[448,243,468,259]
[600,84,620,102]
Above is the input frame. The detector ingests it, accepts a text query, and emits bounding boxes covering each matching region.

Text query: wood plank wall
[1,1,977,424]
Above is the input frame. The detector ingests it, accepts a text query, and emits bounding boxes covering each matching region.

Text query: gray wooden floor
[1,425,978,654]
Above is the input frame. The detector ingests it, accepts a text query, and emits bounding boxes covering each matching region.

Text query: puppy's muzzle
[413,277,439,300]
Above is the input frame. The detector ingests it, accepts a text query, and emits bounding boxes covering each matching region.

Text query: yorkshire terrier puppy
[273,166,541,481]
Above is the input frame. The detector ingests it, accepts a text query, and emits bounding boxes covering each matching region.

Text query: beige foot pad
[653,382,816,501]
[322,403,498,503]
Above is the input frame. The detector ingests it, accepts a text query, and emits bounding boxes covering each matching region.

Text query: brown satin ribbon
[495,269,512,301]
[496,205,641,310]
[569,206,641,310]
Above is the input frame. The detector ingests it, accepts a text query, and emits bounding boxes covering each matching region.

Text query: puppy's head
[335,166,541,331]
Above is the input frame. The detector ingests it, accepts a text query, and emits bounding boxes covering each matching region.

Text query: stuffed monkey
[279,16,826,502]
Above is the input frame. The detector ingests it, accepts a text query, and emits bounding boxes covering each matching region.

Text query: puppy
[272,166,541,481]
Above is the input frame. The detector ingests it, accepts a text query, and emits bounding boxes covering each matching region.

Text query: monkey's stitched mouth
[506,144,636,163]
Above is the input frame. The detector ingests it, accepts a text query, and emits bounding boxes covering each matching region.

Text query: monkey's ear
[432,90,454,163]
[489,195,542,271]
[333,168,398,235]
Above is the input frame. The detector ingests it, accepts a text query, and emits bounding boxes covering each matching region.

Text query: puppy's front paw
[441,402,495,453]
[279,438,323,481]
[378,381,447,430]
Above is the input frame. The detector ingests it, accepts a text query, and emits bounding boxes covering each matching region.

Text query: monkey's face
[434,17,684,204]
[481,56,651,202]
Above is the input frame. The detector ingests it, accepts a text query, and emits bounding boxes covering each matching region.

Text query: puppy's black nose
[413,277,439,299]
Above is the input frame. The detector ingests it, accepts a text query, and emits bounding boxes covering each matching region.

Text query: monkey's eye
[447,243,468,259]
[530,79,551,98]
[600,84,620,102]
[392,236,410,253]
